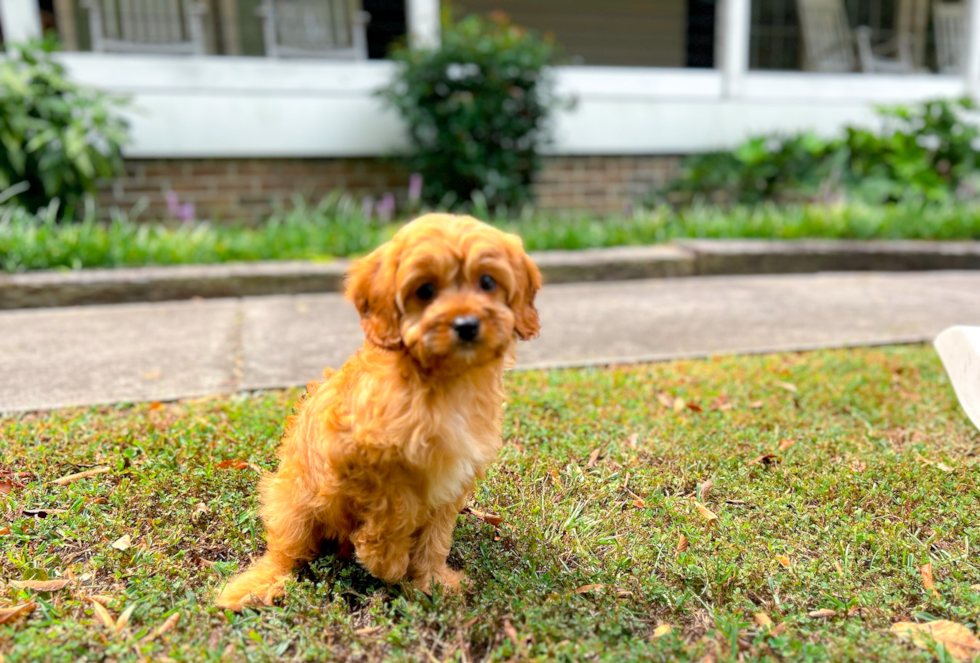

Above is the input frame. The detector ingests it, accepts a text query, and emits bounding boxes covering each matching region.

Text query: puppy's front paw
[358,549,410,584]
[215,572,286,612]
[413,567,468,595]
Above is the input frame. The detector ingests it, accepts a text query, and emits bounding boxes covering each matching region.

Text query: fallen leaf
[22,508,66,518]
[215,459,249,470]
[747,454,778,466]
[676,535,689,554]
[0,527,9,536]
[834,561,843,574]
[90,599,115,629]
[808,609,837,618]
[695,502,718,526]
[755,613,773,628]
[148,401,164,410]
[10,578,70,591]
[656,393,673,409]
[725,499,747,505]
[698,480,713,502]
[891,620,980,662]
[778,438,795,451]
[749,400,765,409]
[111,535,132,551]
[355,626,382,636]
[851,461,867,473]
[142,371,161,380]
[632,498,646,509]
[503,618,519,645]
[627,433,638,448]
[0,603,35,624]
[652,624,672,638]
[775,556,791,568]
[574,584,604,594]
[194,502,209,515]
[0,481,13,494]
[775,381,798,393]
[51,467,110,486]
[921,563,940,599]
[143,612,181,643]
[770,622,788,636]
[936,462,954,472]
[672,397,685,413]
[686,403,703,413]
[586,448,601,468]
[971,585,980,591]
[87,594,112,607]
[461,507,503,528]
[116,604,136,632]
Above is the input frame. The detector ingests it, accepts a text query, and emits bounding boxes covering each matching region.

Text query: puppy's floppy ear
[345,243,403,350]
[507,238,543,341]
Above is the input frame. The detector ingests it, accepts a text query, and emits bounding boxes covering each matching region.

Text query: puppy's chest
[424,420,497,508]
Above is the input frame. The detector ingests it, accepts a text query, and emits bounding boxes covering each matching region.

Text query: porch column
[718,0,752,98]
[967,0,980,97]
[0,0,43,50]
[406,0,440,49]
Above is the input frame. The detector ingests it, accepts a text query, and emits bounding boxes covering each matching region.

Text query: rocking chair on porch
[797,0,915,73]
[256,0,370,59]
[80,0,208,55]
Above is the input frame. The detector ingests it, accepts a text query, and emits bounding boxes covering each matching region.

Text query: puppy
[215,213,541,610]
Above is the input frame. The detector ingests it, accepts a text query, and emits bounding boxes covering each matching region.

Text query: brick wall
[97,155,681,222]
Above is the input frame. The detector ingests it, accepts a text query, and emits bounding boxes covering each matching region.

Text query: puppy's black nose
[452,316,480,342]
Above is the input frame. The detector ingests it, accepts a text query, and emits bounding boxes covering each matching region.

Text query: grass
[3,196,980,272]
[1,345,979,662]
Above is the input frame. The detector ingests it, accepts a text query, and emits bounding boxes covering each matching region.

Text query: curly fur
[215,213,542,610]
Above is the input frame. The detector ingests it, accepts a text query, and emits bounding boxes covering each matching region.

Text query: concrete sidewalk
[2,271,980,412]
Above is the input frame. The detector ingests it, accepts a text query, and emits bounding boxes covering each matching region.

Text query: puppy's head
[345,214,541,371]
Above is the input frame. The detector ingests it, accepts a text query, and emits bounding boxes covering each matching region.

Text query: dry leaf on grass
[652,624,672,638]
[148,401,164,410]
[111,535,132,551]
[778,438,795,451]
[686,403,703,413]
[116,604,136,632]
[10,578,70,592]
[355,626,383,636]
[921,563,940,599]
[834,561,844,574]
[890,620,980,662]
[656,393,673,409]
[725,499,747,505]
[770,623,788,636]
[51,467,110,486]
[574,584,604,594]
[87,595,112,606]
[586,449,601,468]
[971,584,980,591]
[632,498,646,509]
[695,502,718,526]
[775,556,791,568]
[672,397,685,413]
[0,481,14,495]
[627,433,638,448]
[503,618,519,645]
[0,527,10,536]
[90,599,115,629]
[749,400,765,409]
[143,612,181,643]
[807,609,837,618]
[0,603,35,625]
[676,535,689,554]
[747,454,778,467]
[936,462,954,472]
[460,507,503,528]
[775,381,798,393]
[755,613,773,628]
[698,480,714,502]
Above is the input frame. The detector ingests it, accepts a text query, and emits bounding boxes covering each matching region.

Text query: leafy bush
[379,14,561,210]
[658,98,980,206]
[4,194,980,272]
[0,37,129,217]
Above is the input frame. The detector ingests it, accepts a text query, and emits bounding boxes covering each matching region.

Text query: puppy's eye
[479,274,497,292]
[416,283,436,301]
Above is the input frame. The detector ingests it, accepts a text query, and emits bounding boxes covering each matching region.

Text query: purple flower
[408,173,423,204]
[178,202,195,222]
[165,190,181,217]
[376,192,396,222]
[361,195,374,219]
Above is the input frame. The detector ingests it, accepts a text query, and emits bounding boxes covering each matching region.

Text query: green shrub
[379,14,561,210]
[0,37,129,217]
[658,98,980,206]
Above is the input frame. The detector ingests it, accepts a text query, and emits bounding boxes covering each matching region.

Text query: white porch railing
[0,0,975,157]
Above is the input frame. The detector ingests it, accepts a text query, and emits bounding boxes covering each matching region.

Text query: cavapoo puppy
[216,213,541,611]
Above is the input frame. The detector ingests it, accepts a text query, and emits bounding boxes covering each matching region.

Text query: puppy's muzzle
[452,316,481,343]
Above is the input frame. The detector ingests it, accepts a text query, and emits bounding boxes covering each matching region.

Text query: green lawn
[3,199,980,272]
[1,345,979,662]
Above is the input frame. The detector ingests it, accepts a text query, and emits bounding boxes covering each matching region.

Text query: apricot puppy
[215,213,541,610]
